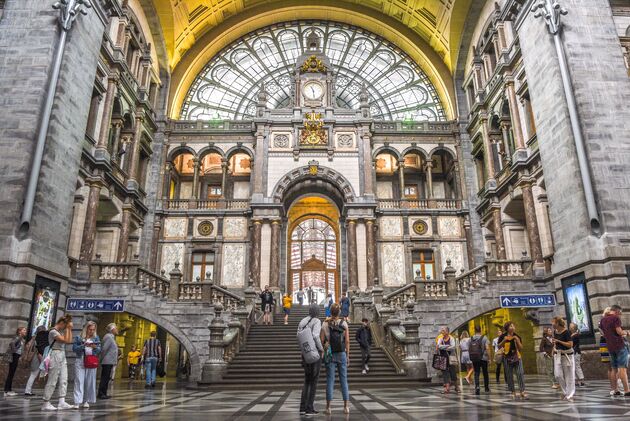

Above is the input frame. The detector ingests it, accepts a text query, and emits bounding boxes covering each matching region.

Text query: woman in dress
[498,321,528,400]
[324,293,334,318]
[72,321,101,409]
[459,331,474,385]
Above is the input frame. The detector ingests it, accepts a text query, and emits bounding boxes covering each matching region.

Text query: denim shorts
[610,347,629,369]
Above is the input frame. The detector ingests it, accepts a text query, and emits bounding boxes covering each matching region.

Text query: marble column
[480,114,496,184]
[463,216,475,268]
[250,220,262,288]
[126,115,144,188]
[162,162,172,199]
[109,120,123,162]
[361,131,374,196]
[425,161,434,199]
[398,160,405,200]
[500,121,512,159]
[95,74,119,153]
[221,159,228,198]
[269,220,281,289]
[365,219,377,289]
[117,205,132,262]
[191,157,200,199]
[253,130,265,196]
[346,220,358,291]
[521,183,544,264]
[149,218,161,272]
[452,160,462,200]
[505,80,526,151]
[79,178,103,265]
[492,207,507,260]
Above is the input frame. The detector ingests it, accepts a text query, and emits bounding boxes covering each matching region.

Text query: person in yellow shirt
[127,345,142,380]
[282,293,292,325]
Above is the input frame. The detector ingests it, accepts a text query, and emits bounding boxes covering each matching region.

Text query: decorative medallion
[337,134,353,148]
[412,220,429,235]
[308,160,319,176]
[300,112,327,147]
[273,134,289,148]
[197,220,214,236]
[300,55,327,73]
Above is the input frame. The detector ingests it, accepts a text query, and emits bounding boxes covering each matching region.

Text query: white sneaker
[365,365,369,372]
[57,401,73,410]
[362,369,367,375]
[82,402,90,409]
[41,402,57,411]
[4,391,17,397]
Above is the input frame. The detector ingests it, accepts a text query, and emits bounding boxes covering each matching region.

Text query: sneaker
[613,391,622,396]
[70,404,80,409]
[4,391,17,397]
[41,402,57,411]
[362,369,367,375]
[475,388,480,395]
[365,364,369,372]
[300,410,306,415]
[57,401,74,410]
[305,411,317,416]
[83,402,90,409]
[610,390,616,396]
[552,384,559,389]
[625,392,630,397]
[24,392,34,397]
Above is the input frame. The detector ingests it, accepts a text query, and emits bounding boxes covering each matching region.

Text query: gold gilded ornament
[300,55,327,73]
[299,112,327,147]
[412,220,428,235]
[198,221,214,236]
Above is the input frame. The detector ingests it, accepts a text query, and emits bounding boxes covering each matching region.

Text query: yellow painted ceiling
[151,0,471,73]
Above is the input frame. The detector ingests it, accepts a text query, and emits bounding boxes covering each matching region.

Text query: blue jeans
[145,357,158,385]
[610,347,629,369]
[326,352,349,402]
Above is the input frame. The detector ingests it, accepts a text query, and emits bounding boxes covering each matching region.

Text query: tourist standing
[539,327,558,388]
[72,321,101,409]
[142,331,162,388]
[437,327,458,394]
[459,331,474,385]
[355,318,372,375]
[260,286,274,326]
[25,326,49,396]
[283,293,292,325]
[3,326,26,397]
[297,289,305,306]
[340,293,351,323]
[569,322,585,387]
[298,304,324,416]
[599,307,621,396]
[324,293,333,318]
[498,321,528,400]
[127,345,142,380]
[42,315,74,411]
[469,325,491,395]
[97,323,118,399]
[492,328,504,384]
[600,304,630,396]
[320,303,350,415]
[552,317,575,401]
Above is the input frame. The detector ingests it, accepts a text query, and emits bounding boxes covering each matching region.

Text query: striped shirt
[144,338,161,358]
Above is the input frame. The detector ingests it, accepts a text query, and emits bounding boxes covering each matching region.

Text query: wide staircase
[218,305,423,389]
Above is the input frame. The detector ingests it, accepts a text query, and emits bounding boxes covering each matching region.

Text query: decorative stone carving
[412,220,429,236]
[409,217,432,237]
[336,132,354,149]
[221,243,246,287]
[379,216,403,238]
[438,216,461,238]
[440,242,464,272]
[273,133,290,148]
[223,217,247,239]
[161,243,184,275]
[197,220,214,236]
[380,243,405,286]
[164,218,187,239]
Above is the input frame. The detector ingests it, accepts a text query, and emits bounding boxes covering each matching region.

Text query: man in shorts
[600,304,630,396]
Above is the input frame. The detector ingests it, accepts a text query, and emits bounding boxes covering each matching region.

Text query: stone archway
[271,164,356,207]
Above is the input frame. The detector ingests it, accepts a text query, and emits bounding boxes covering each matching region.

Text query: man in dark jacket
[259,286,275,326]
[355,318,372,374]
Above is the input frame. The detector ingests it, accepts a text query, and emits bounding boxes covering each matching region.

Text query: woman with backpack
[72,321,101,408]
[3,326,26,397]
[320,303,350,415]
[459,331,474,385]
[498,321,528,400]
[24,326,49,396]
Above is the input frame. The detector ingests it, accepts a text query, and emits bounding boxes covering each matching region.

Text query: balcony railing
[378,198,461,210]
[163,199,250,210]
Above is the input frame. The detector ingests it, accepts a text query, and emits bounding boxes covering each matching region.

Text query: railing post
[169,262,183,300]
[413,269,424,298]
[201,303,228,384]
[401,300,425,379]
[443,259,457,296]
[89,254,102,282]
[372,277,383,305]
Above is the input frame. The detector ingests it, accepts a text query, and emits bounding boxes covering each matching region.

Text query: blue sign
[499,293,556,308]
[66,299,125,313]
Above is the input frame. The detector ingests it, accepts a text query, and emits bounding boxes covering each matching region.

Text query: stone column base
[402,359,427,379]
[200,361,227,384]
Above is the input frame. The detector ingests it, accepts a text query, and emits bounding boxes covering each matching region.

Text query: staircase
[218,305,423,388]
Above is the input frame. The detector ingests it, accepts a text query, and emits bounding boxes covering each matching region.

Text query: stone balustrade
[420,281,448,298]
[163,199,250,211]
[382,284,415,308]
[377,199,460,210]
[90,259,170,299]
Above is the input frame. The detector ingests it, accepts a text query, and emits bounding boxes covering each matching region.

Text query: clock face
[303,81,324,100]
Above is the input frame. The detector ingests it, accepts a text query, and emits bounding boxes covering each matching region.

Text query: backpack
[329,321,346,353]
[297,318,320,364]
[469,336,484,363]
[19,338,37,369]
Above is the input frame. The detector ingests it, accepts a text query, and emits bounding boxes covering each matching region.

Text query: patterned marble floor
[1,378,630,420]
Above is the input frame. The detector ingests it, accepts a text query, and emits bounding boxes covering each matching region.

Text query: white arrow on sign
[113,301,123,310]
[502,297,512,306]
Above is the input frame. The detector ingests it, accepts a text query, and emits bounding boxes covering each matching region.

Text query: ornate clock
[303,81,324,101]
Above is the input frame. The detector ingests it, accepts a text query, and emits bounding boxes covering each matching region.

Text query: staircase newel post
[443,259,457,296]
[201,303,228,384]
[169,262,183,301]
[371,277,383,305]
[89,254,102,282]
[401,299,426,379]
[233,305,251,345]
[413,269,424,299]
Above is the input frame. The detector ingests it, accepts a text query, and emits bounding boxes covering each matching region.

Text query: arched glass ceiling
[180,21,446,122]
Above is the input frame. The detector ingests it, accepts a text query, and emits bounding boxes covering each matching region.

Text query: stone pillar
[425,160,433,199]
[398,160,405,200]
[492,207,507,260]
[361,131,374,196]
[95,73,119,157]
[250,220,262,288]
[149,218,161,272]
[443,259,457,296]
[346,219,358,291]
[191,157,200,199]
[505,80,527,154]
[463,216,475,268]
[521,183,544,266]
[401,301,425,379]
[452,160,462,200]
[118,134,132,171]
[162,162,172,199]
[201,303,228,384]
[365,219,377,289]
[109,119,123,162]
[168,262,183,301]
[500,121,512,159]
[480,114,496,187]
[78,178,103,265]
[221,159,228,198]
[253,129,265,197]
[117,205,132,262]
[269,220,281,290]
[126,115,144,189]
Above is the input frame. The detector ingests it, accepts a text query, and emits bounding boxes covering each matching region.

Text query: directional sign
[499,293,556,308]
[66,299,125,313]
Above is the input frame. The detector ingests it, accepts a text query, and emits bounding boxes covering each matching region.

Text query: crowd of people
[2,315,165,411]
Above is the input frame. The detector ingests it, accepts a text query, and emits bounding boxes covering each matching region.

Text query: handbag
[39,339,56,375]
[432,353,448,371]
[84,354,99,369]
[494,349,504,364]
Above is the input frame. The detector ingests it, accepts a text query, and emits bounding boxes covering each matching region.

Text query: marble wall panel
[161,243,185,275]
[164,217,188,239]
[223,217,248,239]
[379,216,403,238]
[438,216,461,238]
[440,242,464,273]
[380,243,405,286]
[221,243,246,287]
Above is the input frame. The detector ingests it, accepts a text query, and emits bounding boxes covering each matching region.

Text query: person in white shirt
[492,328,503,384]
